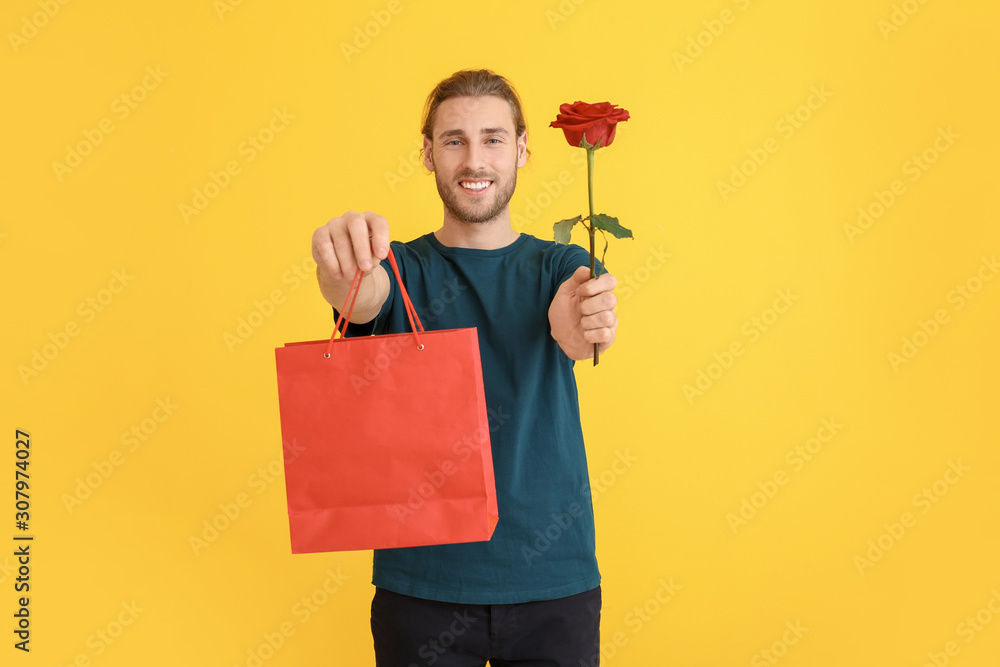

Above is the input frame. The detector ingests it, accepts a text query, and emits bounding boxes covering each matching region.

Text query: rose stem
[587,147,599,366]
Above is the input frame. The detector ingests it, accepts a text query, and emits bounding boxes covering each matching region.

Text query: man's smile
[459,179,493,194]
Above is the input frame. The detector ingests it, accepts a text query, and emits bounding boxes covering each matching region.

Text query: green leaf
[591,213,633,239]
[553,215,583,244]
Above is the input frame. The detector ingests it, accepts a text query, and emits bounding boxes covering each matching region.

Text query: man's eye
[487,138,501,144]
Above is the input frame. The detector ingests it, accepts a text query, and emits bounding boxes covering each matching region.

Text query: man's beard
[435,168,517,224]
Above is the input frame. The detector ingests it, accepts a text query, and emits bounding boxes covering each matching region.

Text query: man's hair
[421,69,528,151]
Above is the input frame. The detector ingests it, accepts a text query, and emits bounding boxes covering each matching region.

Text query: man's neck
[434,214,521,250]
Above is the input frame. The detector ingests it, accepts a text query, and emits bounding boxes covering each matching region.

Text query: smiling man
[312,69,618,666]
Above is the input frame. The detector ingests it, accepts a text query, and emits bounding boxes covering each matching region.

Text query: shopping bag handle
[324,247,425,358]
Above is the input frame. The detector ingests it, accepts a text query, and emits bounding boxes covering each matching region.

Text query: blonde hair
[421,69,528,151]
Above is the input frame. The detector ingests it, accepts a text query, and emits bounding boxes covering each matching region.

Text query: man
[312,69,618,666]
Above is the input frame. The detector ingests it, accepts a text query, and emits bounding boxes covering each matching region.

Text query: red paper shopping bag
[274,249,499,553]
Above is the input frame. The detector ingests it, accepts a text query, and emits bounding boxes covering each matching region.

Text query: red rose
[550,101,630,150]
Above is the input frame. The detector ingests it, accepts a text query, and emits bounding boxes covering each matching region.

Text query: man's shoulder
[384,234,437,269]
[518,233,579,252]
[522,233,588,255]
[392,233,434,252]
[519,235,591,274]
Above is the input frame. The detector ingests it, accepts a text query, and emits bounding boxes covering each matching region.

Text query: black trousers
[371,586,602,667]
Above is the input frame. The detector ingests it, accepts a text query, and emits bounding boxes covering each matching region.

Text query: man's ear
[516,132,528,168]
[423,136,434,172]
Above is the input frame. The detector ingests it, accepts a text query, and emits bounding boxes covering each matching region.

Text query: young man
[312,69,618,666]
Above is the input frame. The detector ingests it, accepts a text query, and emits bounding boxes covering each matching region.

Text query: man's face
[424,95,527,225]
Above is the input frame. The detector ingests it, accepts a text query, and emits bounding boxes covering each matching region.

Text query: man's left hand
[548,266,618,361]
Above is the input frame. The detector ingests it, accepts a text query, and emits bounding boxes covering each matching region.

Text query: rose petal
[550,101,630,149]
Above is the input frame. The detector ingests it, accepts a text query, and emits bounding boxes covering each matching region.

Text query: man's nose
[461,142,487,172]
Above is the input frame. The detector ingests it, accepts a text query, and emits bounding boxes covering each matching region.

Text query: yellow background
[4,0,999,665]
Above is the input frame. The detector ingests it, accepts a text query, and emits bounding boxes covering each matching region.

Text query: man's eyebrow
[439,127,510,138]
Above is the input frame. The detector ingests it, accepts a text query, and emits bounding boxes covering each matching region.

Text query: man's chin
[444,192,505,224]
[448,205,505,225]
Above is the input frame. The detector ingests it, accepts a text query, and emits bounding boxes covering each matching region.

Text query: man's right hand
[313,210,391,280]
[312,211,392,323]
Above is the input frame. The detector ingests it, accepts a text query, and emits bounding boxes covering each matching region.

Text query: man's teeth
[460,181,491,191]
